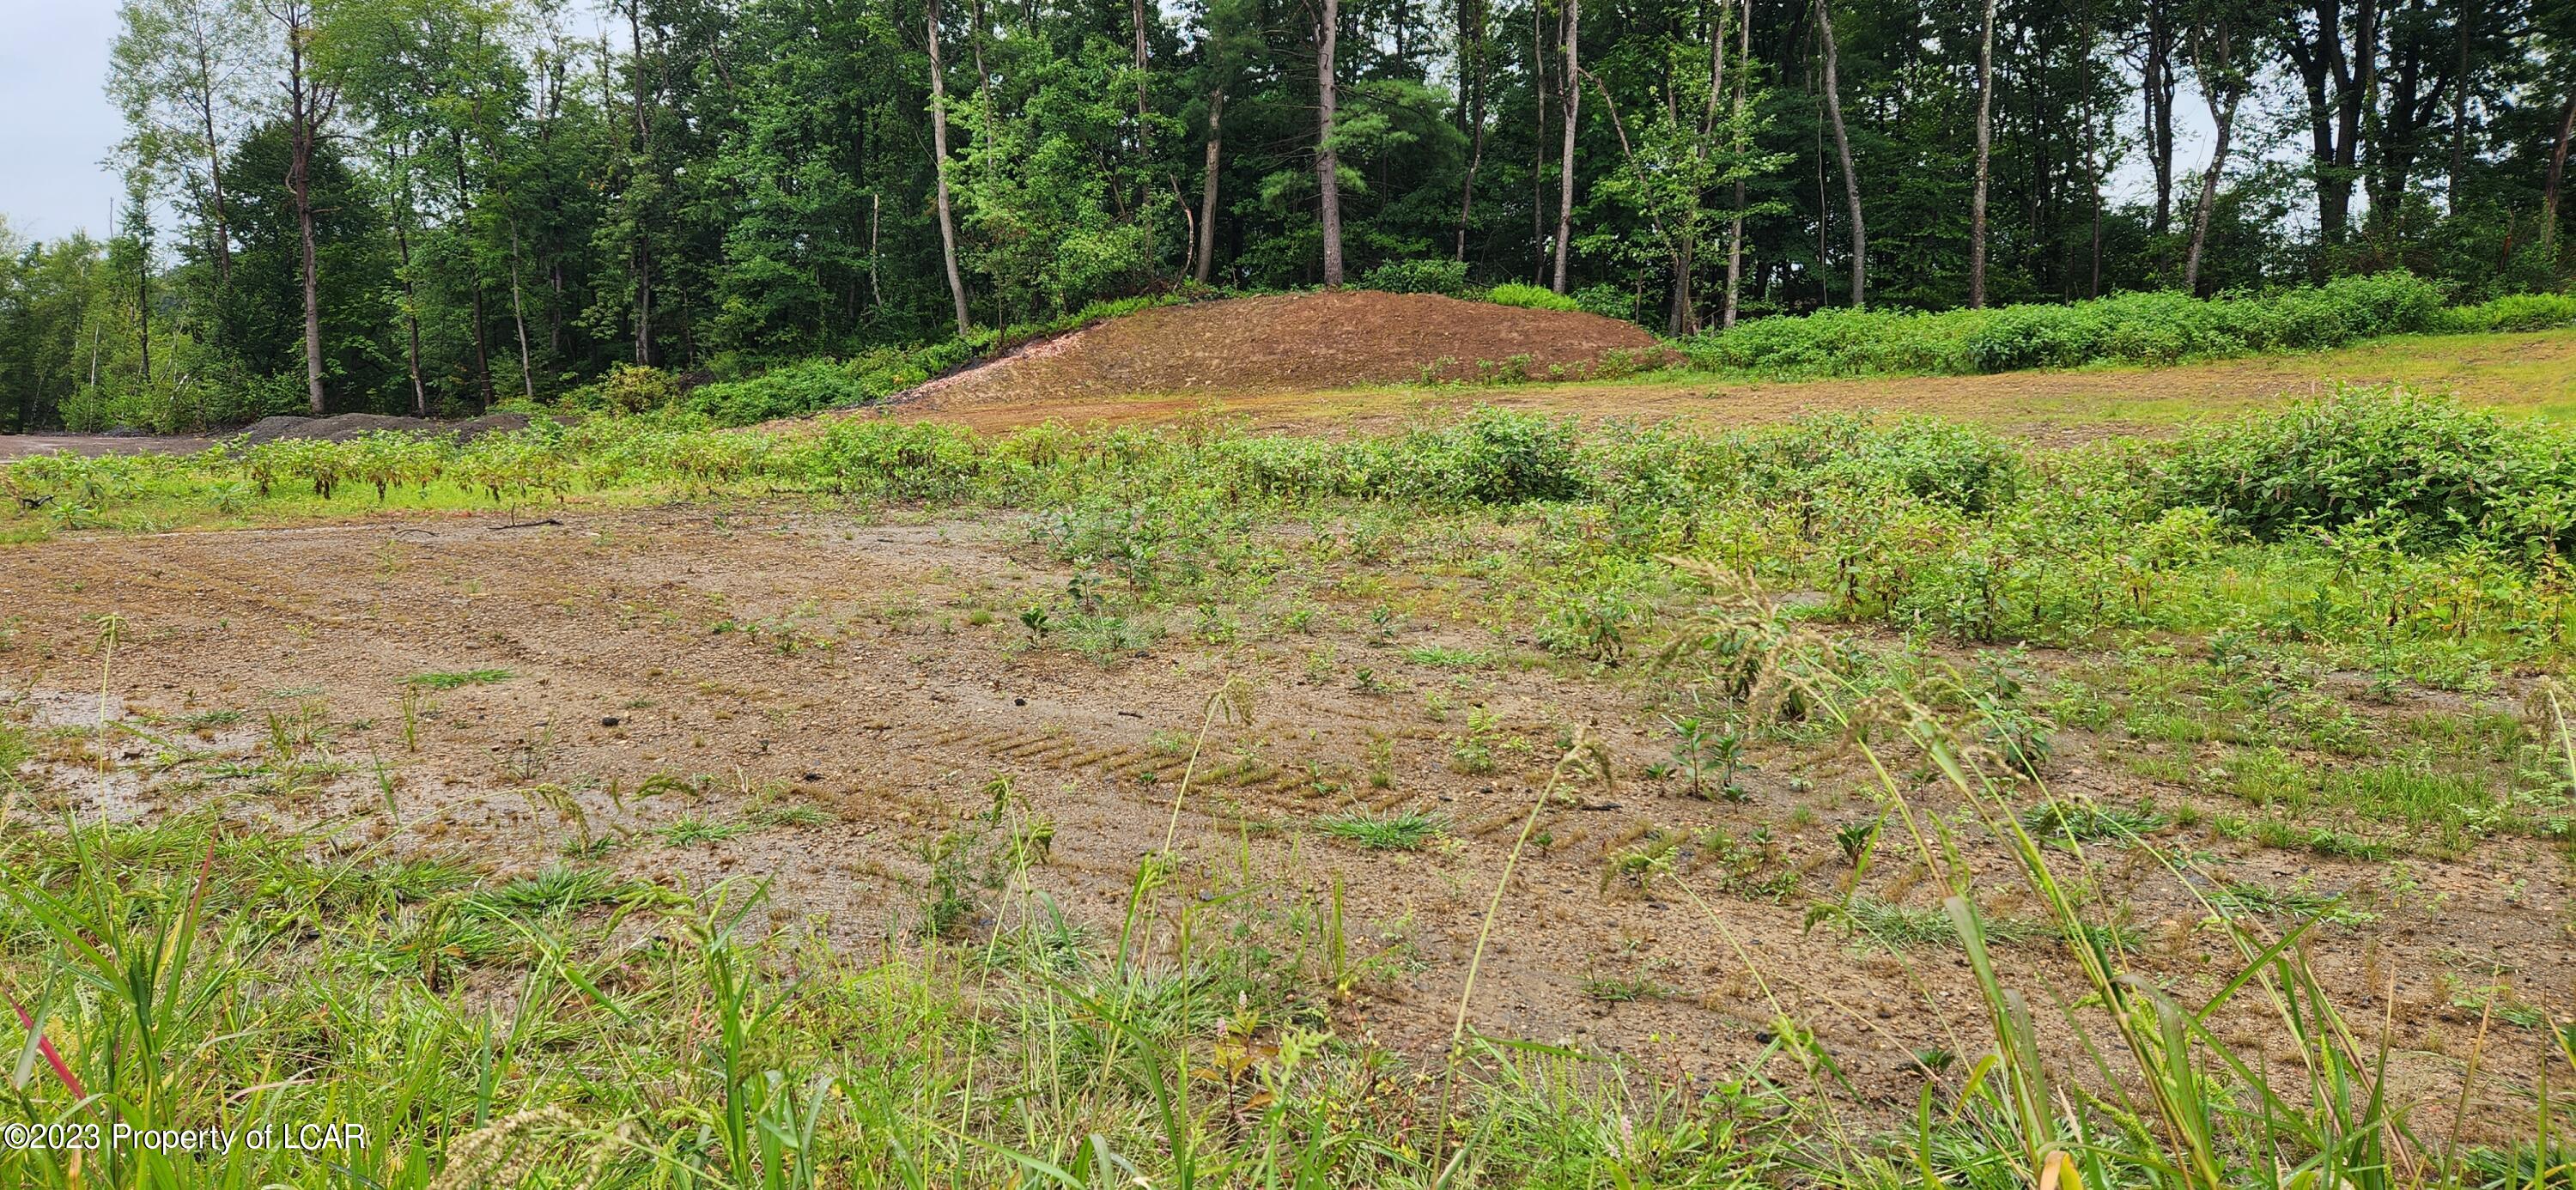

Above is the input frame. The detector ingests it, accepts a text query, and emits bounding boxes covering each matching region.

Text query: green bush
[1361,258,1472,295]
[1680,271,2453,377]
[2163,384,2576,550]
[1483,282,1583,313]
[2435,291,2576,333]
[683,352,935,425]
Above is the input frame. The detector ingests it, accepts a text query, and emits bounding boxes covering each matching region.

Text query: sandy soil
[896,329,2576,440]
[892,292,1662,416]
[3,505,2566,1131]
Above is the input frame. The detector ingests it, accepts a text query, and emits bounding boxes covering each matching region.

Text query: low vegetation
[8,380,2576,1186]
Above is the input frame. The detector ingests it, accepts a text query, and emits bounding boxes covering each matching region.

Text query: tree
[1550,0,1578,294]
[1314,0,1344,288]
[111,0,264,287]
[1814,0,1864,307]
[927,0,973,333]
[1968,0,1997,307]
[269,0,341,413]
[2184,8,2251,294]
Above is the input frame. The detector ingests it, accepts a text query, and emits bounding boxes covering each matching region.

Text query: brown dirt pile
[898,291,1662,413]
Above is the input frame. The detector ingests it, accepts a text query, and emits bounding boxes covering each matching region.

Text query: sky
[0,0,126,242]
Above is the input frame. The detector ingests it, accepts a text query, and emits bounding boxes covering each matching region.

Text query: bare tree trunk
[507,221,536,398]
[927,0,973,335]
[1814,0,1865,307]
[1551,0,1579,294]
[1130,0,1151,145]
[2543,88,2576,250]
[2447,0,2472,204]
[869,192,884,311]
[1669,0,1726,334]
[1196,88,1224,283]
[1968,0,1996,307]
[2143,0,2174,234]
[195,39,233,285]
[1453,0,1488,262]
[277,2,332,415]
[1532,0,1548,276]
[1316,0,1344,288]
[2185,78,2241,294]
[1720,0,1749,328]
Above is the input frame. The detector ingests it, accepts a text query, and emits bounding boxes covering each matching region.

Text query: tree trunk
[1551,0,1578,294]
[1720,0,1749,328]
[2144,0,2174,234]
[507,220,536,399]
[1196,88,1224,283]
[283,8,328,416]
[927,0,973,335]
[1669,0,1726,335]
[1814,0,1865,307]
[1453,0,1488,262]
[2447,0,2472,204]
[2184,80,2241,294]
[2543,88,2576,249]
[197,76,232,284]
[1130,0,1151,146]
[1968,0,1996,307]
[1316,0,1344,288]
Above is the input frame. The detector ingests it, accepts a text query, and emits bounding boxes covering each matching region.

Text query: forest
[2,0,2573,431]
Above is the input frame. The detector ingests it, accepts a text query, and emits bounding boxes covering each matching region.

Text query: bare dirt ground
[896,327,2576,440]
[4,505,2567,1131]
[892,292,1662,416]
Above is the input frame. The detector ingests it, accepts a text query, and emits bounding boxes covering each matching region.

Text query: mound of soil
[898,291,1662,412]
[237,412,533,445]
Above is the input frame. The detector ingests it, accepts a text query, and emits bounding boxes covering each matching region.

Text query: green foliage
[2433,291,2576,333]
[1360,258,1473,295]
[1680,272,2454,377]
[1481,282,1583,313]
[2164,385,2576,551]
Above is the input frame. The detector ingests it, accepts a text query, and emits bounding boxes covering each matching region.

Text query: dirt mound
[897,291,1662,413]
[237,412,533,445]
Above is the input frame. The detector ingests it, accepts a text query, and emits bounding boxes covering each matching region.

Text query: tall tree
[927,0,973,334]
[268,0,339,413]
[1550,0,1578,294]
[2184,9,2247,294]
[1315,0,1344,288]
[2282,0,2379,247]
[112,0,263,288]
[1720,0,1751,328]
[1814,0,1864,307]
[1968,0,1997,307]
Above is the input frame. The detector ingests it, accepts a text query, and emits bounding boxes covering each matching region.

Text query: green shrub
[2436,291,2576,333]
[580,363,682,414]
[1361,258,1472,295]
[2164,384,2576,549]
[1483,282,1583,313]
[1678,272,2452,377]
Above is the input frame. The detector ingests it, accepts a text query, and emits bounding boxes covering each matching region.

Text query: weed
[1315,809,1443,851]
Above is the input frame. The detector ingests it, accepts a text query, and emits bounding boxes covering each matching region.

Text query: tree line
[1,0,2571,430]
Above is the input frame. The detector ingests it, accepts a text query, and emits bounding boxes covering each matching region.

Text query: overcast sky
[0,0,125,241]
[0,0,2222,247]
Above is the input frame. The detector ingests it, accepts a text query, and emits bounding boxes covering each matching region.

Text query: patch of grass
[2019,798,2169,844]
[1579,974,1667,1003]
[464,866,650,920]
[403,668,515,689]
[1315,809,1443,851]
[1401,645,1496,668]
[659,815,751,846]
[2208,881,2380,926]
